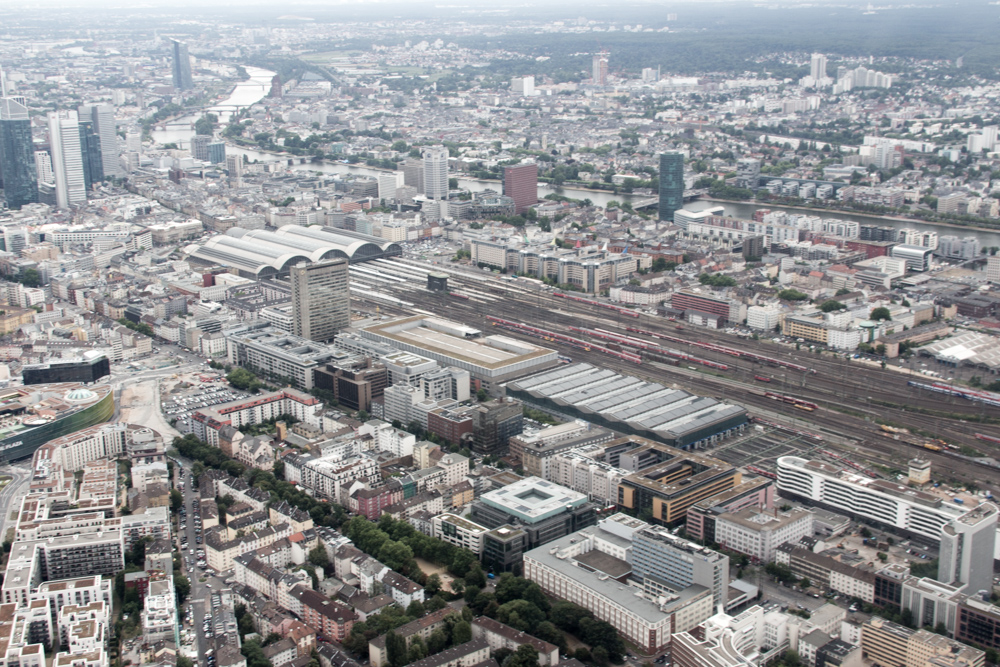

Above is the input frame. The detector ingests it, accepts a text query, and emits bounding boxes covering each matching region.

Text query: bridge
[632,189,707,210]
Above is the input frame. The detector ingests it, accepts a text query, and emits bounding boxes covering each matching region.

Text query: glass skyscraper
[0,98,38,210]
[78,120,104,191]
[171,40,193,91]
[658,151,684,222]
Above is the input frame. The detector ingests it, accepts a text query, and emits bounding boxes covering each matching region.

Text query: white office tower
[125,131,142,154]
[938,503,997,594]
[982,125,999,151]
[81,104,122,177]
[810,53,827,81]
[422,145,449,200]
[48,110,86,208]
[34,151,53,185]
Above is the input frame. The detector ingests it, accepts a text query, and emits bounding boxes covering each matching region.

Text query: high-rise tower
[0,97,38,210]
[657,152,684,222]
[422,145,449,201]
[77,120,104,191]
[48,110,86,209]
[503,163,539,215]
[810,53,827,81]
[171,40,193,91]
[290,259,350,343]
[592,51,609,85]
[79,104,121,178]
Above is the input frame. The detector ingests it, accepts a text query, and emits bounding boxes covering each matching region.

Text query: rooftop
[479,477,589,524]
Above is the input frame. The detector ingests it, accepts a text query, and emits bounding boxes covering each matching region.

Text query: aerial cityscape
[2,2,1000,667]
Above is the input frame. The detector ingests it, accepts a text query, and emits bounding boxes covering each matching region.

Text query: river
[152,65,1000,247]
[151,66,275,148]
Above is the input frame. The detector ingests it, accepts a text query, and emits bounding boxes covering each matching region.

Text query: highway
[0,465,30,541]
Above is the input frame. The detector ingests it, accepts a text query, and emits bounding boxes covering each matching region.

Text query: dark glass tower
[78,120,104,191]
[657,151,684,222]
[171,40,193,91]
[0,98,38,210]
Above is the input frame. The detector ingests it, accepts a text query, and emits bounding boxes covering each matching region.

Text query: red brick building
[503,164,539,215]
[291,587,356,642]
[349,480,404,520]
[427,407,474,446]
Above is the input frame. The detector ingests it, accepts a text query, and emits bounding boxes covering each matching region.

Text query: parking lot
[706,423,825,475]
[161,372,251,430]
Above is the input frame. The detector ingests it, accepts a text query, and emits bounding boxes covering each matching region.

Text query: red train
[486,316,642,364]
[754,375,771,383]
[624,327,815,374]
[764,391,818,412]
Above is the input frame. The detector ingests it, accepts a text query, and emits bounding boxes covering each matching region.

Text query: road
[172,453,229,665]
[0,465,30,540]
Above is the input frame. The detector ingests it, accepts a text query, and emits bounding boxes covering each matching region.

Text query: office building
[191,134,211,161]
[431,514,489,556]
[290,258,351,343]
[0,97,38,209]
[22,354,110,386]
[631,525,729,609]
[714,506,813,563]
[592,52,608,85]
[524,515,714,653]
[685,477,775,543]
[208,141,226,165]
[79,104,120,178]
[34,151,52,186]
[735,158,760,189]
[862,617,984,667]
[470,398,523,457]
[511,421,614,477]
[225,327,353,390]
[48,110,86,209]
[777,455,983,543]
[225,153,242,180]
[938,503,998,594]
[171,39,193,91]
[422,145,449,200]
[956,597,1000,652]
[890,244,933,272]
[470,477,596,563]
[503,163,538,215]
[77,120,103,191]
[658,152,684,222]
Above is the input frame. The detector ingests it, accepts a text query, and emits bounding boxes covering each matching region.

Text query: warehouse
[506,363,747,449]
[361,315,558,392]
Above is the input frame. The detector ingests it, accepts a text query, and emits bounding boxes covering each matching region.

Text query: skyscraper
[657,152,684,222]
[810,53,827,81]
[0,97,38,210]
[290,259,350,343]
[77,120,104,191]
[79,104,121,178]
[592,51,609,85]
[34,151,52,186]
[503,163,539,215]
[422,145,449,200]
[171,40,193,91]
[191,135,210,161]
[208,142,226,165]
[48,110,86,209]
[938,502,998,594]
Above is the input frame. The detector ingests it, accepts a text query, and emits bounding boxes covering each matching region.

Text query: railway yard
[348,257,1000,490]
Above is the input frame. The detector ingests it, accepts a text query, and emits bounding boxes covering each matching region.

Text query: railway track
[353,263,1000,485]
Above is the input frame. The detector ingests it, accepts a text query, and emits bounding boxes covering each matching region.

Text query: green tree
[170,488,183,512]
[452,620,472,645]
[174,575,191,605]
[227,368,264,392]
[385,630,408,667]
[496,600,546,632]
[819,300,847,312]
[507,644,540,667]
[408,636,427,663]
[407,600,426,618]
[308,544,330,569]
[777,289,809,301]
[800,577,811,589]
[870,306,892,321]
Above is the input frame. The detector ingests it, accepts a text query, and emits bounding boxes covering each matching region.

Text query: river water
[151,65,1000,247]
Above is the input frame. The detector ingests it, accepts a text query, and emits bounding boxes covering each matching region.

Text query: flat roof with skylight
[479,477,589,524]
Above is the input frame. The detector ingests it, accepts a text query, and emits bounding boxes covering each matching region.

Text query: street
[0,464,30,541]
[173,453,229,665]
